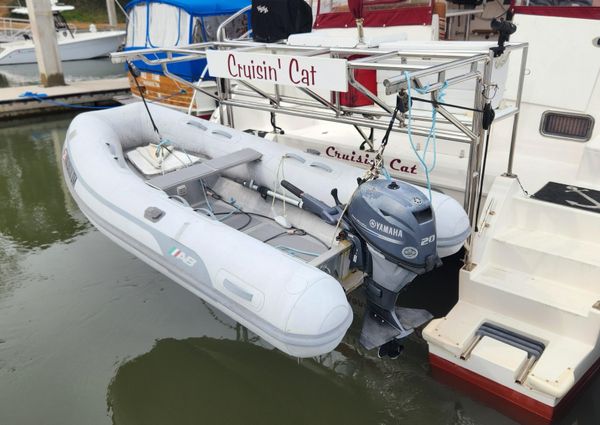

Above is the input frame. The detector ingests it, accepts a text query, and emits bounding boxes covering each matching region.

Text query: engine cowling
[347,179,438,274]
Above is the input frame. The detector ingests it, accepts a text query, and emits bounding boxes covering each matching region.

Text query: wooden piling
[25,0,65,87]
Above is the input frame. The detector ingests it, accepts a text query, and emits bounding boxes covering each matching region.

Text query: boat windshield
[191,13,249,43]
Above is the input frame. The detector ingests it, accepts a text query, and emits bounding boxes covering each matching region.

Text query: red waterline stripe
[429,353,600,424]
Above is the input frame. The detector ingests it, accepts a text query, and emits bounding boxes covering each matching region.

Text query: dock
[0,77,130,120]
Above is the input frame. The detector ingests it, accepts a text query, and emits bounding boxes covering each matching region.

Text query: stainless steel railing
[111,40,529,264]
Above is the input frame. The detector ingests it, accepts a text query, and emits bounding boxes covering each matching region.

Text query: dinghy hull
[61,105,354,358]
[61,103,470,357]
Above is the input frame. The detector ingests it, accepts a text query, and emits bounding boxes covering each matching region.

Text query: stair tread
[473,265,596,316]
[516,195,600,217]
[495,228,600,267]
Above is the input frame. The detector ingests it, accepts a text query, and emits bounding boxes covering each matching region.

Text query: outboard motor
[281,177,442,357]
[346,180,440,355]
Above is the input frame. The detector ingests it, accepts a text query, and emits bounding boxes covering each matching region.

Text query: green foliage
[62,0,114,24]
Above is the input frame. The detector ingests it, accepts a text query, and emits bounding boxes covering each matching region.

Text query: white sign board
[206,50,348,92]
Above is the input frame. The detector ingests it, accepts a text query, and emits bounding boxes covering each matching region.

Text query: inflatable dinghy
[62,103,470,357]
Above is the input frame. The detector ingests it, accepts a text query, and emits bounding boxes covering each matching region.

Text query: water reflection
[107,336,386,425]
[106,325,600,425]
[0,59,125,88]
[107,310,523,425]
[0,114,87,250]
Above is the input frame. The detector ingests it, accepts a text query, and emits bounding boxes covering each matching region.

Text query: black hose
[474,130,492,231]
[127,61,161,137]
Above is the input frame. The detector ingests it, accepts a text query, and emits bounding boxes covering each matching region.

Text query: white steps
[470,265,595,317]
[425,300,596,400]
[510,197,600,245]
[426,176,600,404]
[491,228,600,293]
[464,265,600,344]
[465,192,600,340]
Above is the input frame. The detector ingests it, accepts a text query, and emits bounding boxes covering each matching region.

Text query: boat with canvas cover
[123,0,251,117]
[61,101,470,357]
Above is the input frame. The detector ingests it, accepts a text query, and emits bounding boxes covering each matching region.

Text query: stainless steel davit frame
[111,40,528,265]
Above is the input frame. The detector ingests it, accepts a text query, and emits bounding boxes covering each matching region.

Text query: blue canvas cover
[125,0,250,16]
[124,0,251,81]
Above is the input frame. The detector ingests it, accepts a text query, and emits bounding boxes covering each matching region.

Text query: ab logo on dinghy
[169,247,197,267]
[533,182,600,214]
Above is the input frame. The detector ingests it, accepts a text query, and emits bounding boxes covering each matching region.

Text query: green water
[0,59,125,88]
[0,113,598,425]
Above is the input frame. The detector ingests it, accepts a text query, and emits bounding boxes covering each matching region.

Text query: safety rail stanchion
[506,44,528,177]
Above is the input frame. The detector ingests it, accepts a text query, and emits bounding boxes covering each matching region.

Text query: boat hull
[429,353,600,424]
[0,31,125,65]
[129,72,216,117]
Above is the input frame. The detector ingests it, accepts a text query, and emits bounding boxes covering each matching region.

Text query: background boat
[0,1,125,65]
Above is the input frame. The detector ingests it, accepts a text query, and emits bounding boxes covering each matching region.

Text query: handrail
[111,40,529,265]
[0,16,31,39]
[114,0,129,22]
[216,5,252,42]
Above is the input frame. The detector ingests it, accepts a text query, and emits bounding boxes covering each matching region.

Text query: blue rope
[403,72,448,200]
[154,138,172,156]
[19,92,114,110]
[381,165,392,181]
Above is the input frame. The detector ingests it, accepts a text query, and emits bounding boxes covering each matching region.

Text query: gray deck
[0,77,129,120]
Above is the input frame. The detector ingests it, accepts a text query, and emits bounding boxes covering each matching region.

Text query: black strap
[127,61,161,137]
[411,96,484,113]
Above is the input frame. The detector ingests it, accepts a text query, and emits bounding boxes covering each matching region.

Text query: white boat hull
[0,30,125,65]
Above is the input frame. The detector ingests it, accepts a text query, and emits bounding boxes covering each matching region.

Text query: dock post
[25,0,65,87]
[106,0,118,28]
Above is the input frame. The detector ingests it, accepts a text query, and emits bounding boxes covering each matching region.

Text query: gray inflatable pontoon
[62,103,470,357]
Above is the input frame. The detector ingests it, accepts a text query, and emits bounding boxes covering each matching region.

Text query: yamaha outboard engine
[347,179,440,354]
[280,177,441,357]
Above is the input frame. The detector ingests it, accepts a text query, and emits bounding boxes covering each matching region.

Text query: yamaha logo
[369,219,403,238]
[256,5,269,13]
[402,247,418,259]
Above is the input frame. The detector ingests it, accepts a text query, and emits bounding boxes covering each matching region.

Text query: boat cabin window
[192,13,249,43]
[126,2,191,48]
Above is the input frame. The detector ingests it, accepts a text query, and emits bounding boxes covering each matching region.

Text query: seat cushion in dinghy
[127,144,201,176]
